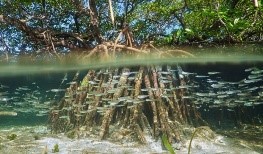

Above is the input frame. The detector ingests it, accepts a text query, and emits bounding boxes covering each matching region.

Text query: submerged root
[49,65,205,144]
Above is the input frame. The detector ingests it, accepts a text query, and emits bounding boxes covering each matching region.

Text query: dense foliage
[0,0,262,59]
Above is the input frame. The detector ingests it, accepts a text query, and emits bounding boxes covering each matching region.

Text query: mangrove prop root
[144,73,159,138]
[81,41,195,62]
[49,65,204,144]
[100,108,114,139]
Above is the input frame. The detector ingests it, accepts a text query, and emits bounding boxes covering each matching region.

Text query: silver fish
[138,95,148,99]
[251,69,263,74]
[211,84,223,88]
[208,72,220,75]
[244,78,261,84]
[245,67,257,72]
[50,89,65,92]
[195,75,209,78]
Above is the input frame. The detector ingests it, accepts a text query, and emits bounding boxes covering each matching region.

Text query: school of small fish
[0,66,262,119]
[186,67,263,111]
[0,73,69,117]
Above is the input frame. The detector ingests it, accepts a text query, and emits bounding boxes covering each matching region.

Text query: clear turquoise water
[0,55,262,153]
[1,59,262,126]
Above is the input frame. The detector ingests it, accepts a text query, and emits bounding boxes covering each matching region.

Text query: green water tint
[0,54,263,76]
[1,58,263,125]
[0,53,262,153]
[217,124,263,152]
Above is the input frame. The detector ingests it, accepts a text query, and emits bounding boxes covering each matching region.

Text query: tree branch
[89,0,103,44]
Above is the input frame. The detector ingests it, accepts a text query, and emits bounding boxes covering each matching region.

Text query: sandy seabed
[0,125,261,154]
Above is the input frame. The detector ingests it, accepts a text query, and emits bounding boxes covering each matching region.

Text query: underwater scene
[0,56,263,154]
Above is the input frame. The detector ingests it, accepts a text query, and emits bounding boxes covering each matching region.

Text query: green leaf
[162,133,175,154]
[185,28,192,33]
[234,18,239,25]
